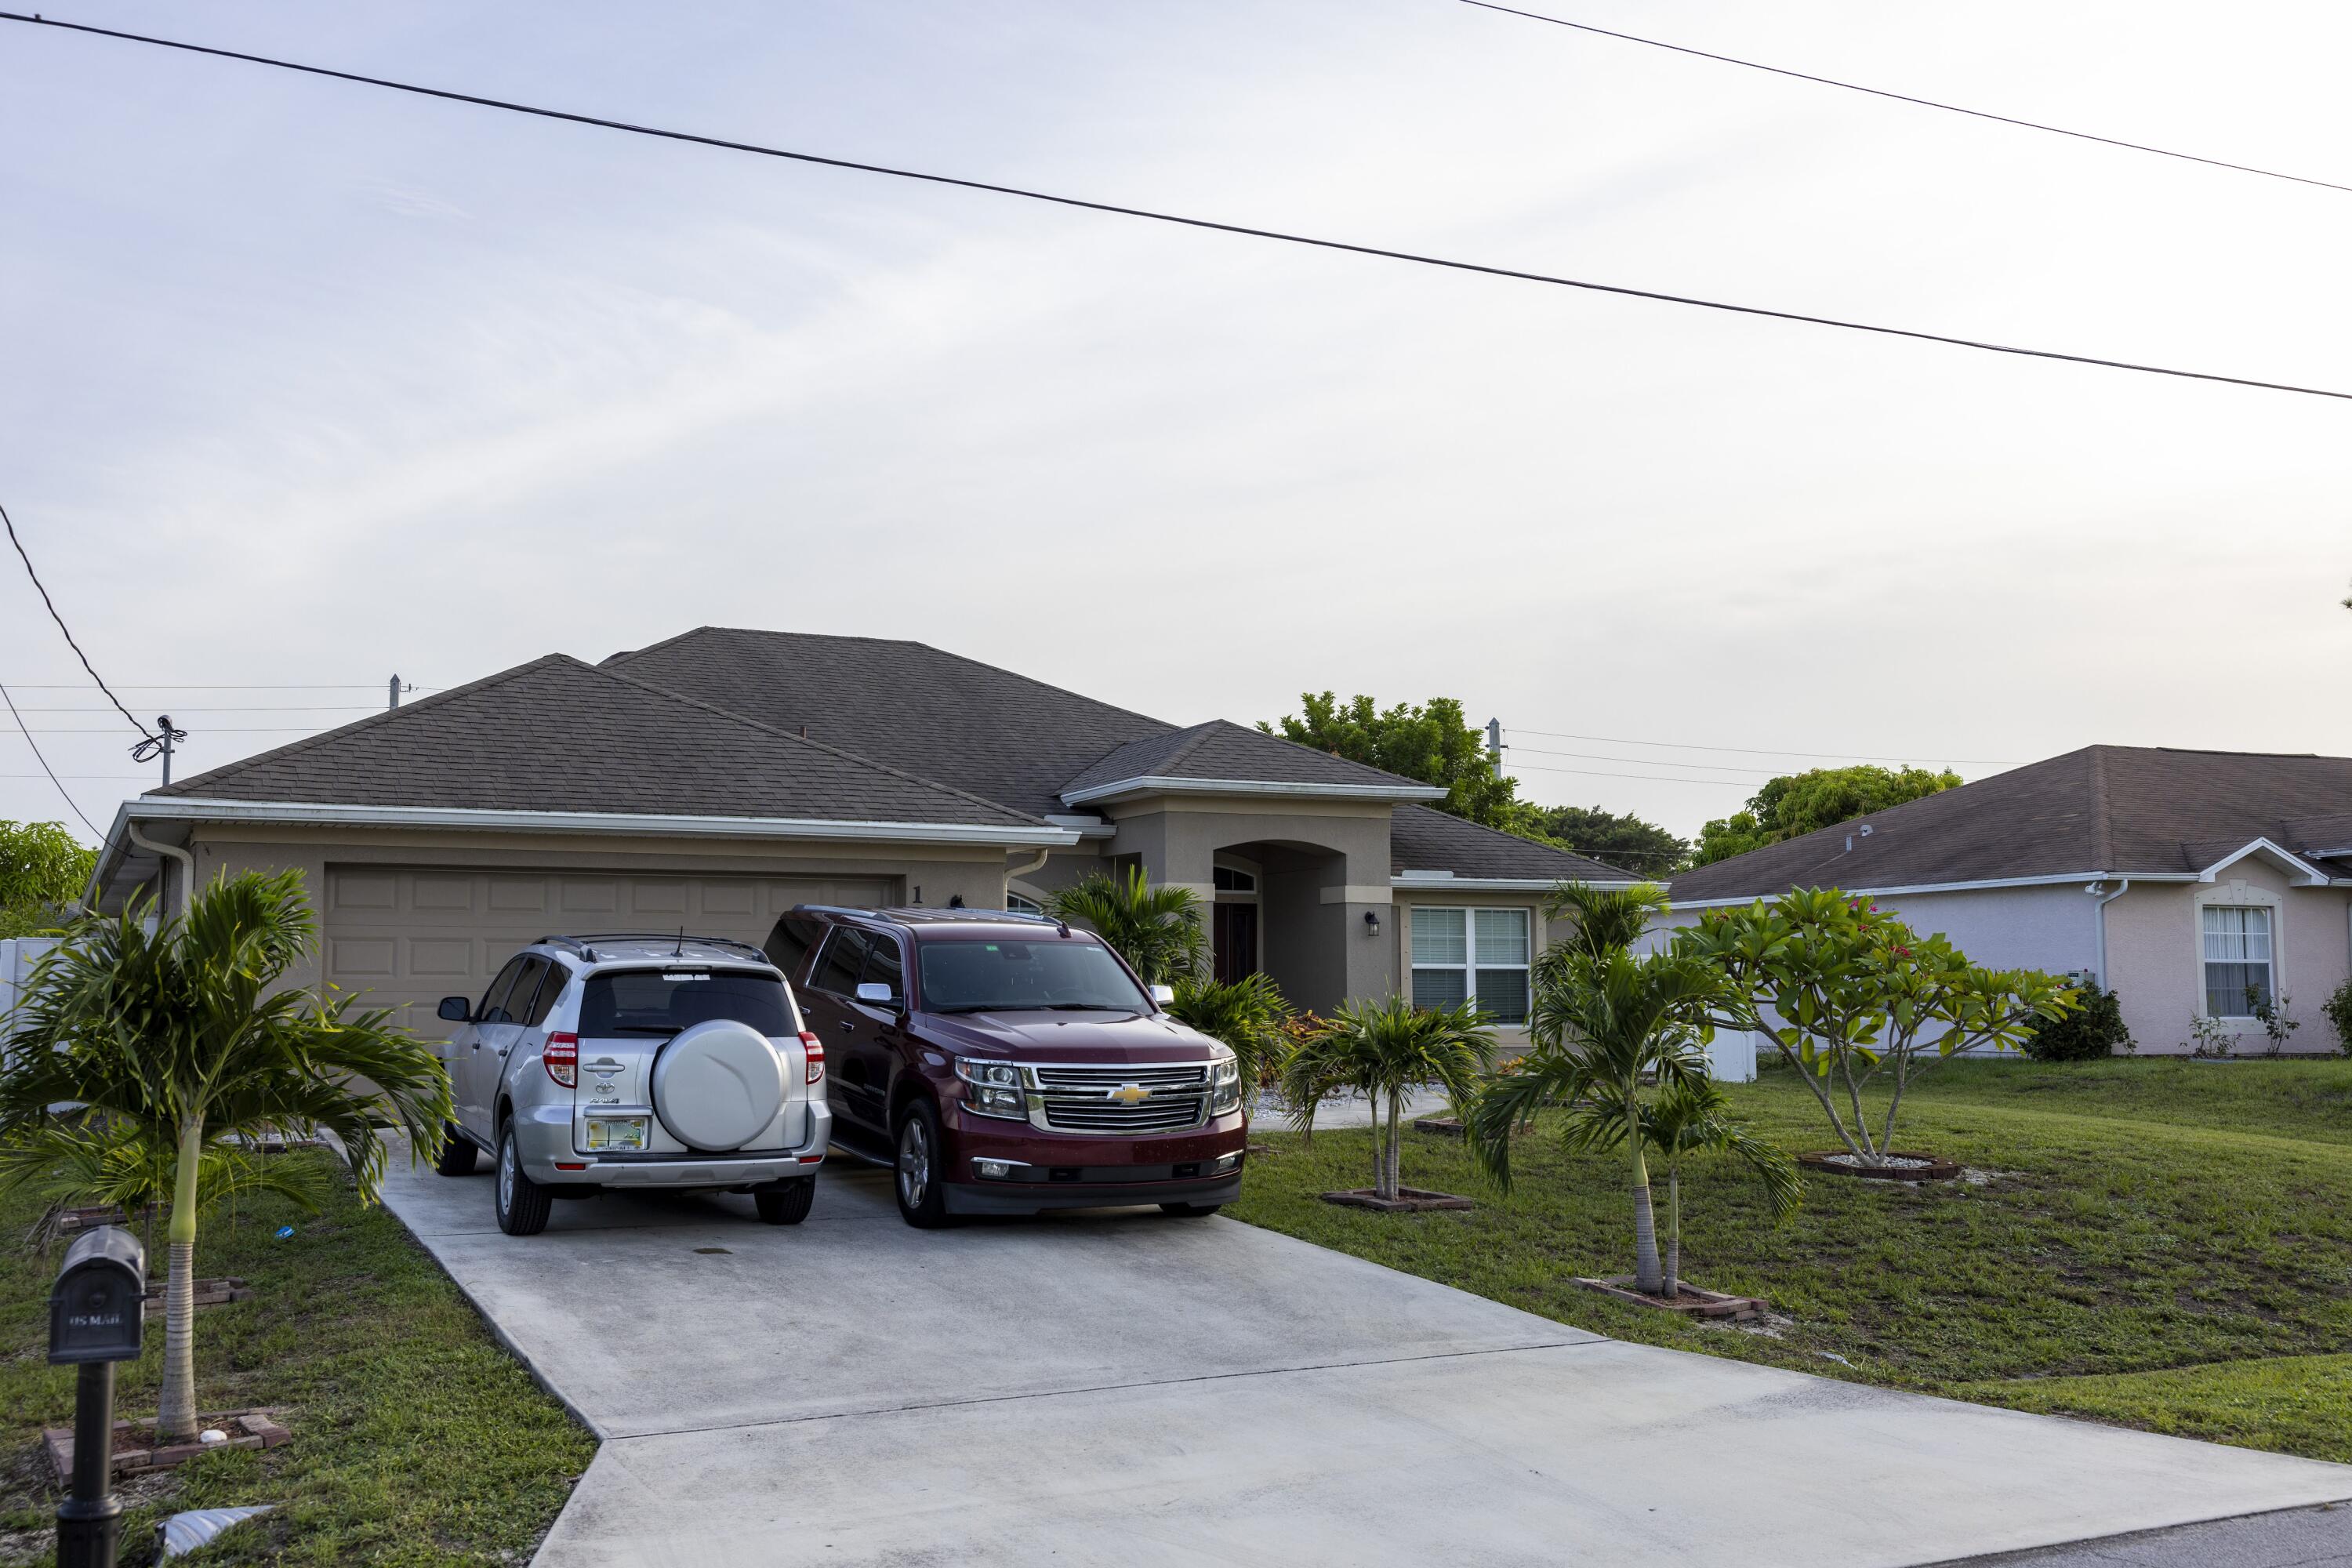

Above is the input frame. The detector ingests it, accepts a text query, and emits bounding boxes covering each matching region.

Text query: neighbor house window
[1006,891,1044,916]
[2201,905,2273,1016]
[1410,906,1531,1024]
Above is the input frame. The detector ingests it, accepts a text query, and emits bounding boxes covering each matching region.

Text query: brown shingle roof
[1059,720,1434,799]
[1389,804,1639,883]
[1666,745,2352,901]
[151,654,1044,828]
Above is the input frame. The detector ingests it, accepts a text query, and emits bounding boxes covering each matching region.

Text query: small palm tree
[1283,996,1495,1200]
[0,1111,332,1248]
[1165,971,1294,1097]
[1467,946,1722,1294]
[1544,879,1671,966]
[1046,867,1207,985]
[1640,1077,1800,1297]
[0,870,452,1441]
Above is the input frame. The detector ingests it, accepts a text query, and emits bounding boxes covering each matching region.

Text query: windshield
[917,938,1152,1014]
[579,968,792,1036]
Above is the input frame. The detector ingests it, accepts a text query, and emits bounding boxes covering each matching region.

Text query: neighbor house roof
[604,627,1172,819]
[1058,720,1443,805]
[1389,804,1637,886]
[1667,745,2352,903]
[149,654,1048,831]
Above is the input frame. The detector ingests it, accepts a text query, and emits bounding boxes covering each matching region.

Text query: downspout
[126,819,196,921]
[1005,846,1051,901]
[2089,877,2130,989]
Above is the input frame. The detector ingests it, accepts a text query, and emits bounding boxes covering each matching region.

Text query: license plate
[585,1117,648,1152]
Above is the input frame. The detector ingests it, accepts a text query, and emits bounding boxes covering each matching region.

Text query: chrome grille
[1024,1061,1213,1136]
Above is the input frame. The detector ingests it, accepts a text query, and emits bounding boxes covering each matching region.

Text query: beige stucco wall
[2104,863,2352,1054]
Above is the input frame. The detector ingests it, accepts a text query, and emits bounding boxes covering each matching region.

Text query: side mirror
[437,996,471,1023]
[854,982,898,1007]
[1149,984,1175,1006]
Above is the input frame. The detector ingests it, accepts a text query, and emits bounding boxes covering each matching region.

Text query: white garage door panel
[325,868,898,1037]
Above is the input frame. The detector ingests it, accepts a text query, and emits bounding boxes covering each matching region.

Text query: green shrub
[2324,979,2352,1057]
[2023,979,2132,1061]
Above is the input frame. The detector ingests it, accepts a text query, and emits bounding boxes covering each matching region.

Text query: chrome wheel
[897,1116,931,1210]
[498,1135,516,1216]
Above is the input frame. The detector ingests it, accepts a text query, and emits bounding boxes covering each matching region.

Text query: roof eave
[1662,869,2205,909]
[1391,873,1636,892]
[1058,775,1447,808]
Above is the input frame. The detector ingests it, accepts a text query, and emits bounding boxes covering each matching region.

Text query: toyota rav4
[431,934,829,1235]
[764,906,1247,1227]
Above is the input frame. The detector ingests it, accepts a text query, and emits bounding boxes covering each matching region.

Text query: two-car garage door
[323,867,898,1039]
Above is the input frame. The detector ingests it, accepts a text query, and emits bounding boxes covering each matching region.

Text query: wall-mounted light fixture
[1363,909,1381,938]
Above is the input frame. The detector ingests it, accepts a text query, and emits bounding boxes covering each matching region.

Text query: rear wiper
[605,1025,684,1036]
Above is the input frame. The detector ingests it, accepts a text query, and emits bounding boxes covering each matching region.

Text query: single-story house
[1661,744,2352,1055]
[85,628,1627,1041]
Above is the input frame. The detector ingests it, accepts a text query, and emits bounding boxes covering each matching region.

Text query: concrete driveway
[379,1155,2352,1568]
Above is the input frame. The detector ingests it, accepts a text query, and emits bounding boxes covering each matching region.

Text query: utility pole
[156,717,173,787]
[1486,717,1503,779]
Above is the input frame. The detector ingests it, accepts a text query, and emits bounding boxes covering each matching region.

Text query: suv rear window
[579,968,793,1036]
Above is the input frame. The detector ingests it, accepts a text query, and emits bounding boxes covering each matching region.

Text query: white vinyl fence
[1,937,60,1033]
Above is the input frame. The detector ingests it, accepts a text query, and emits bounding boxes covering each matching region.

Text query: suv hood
[915,1009,1224,1063]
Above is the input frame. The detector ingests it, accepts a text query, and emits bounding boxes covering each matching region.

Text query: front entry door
[1213,903,1259,985]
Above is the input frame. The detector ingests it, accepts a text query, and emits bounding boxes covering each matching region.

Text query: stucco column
[1320,857,1396,1006]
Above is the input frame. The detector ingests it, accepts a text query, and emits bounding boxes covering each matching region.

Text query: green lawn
[1230,1058,2352,1464]
[0,1157,594,1566]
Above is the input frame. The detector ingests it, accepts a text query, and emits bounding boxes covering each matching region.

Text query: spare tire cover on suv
[652,1020,786,1151]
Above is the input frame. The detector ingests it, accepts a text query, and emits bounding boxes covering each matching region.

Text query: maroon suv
[762,906,1247,1227]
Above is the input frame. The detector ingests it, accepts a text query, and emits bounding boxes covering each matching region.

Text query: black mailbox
[48,1227,144,1366]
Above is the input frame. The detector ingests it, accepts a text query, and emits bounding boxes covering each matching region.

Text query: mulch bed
[1797,1150,1962,1181]
[1573,1276,1766,1320]
[45,1409,290,1480]
[1411,1117,1465,1138]
[141,1277,256,1319]
[1320,1186,1475,1213]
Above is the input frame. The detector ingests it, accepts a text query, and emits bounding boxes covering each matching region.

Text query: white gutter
[107,797,1080,850]
[1392,875,1638,892]
[1058,775,1446,808]
[1664,869,2205,909]
[2089,877,2130,989]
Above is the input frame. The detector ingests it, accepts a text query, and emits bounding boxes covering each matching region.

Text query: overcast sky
[5,0,2349,848]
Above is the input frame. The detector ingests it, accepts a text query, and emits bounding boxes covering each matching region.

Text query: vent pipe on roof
[1486,718,1502,780]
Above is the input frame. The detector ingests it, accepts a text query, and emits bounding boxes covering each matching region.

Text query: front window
[579,968,793,1036]
[917,938,1152,1014]
[1410,906,1530,1024]
[2201,906,2274,1016]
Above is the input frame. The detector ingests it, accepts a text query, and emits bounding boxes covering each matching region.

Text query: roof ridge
[589,661,1047,826]
[152,653,577,799]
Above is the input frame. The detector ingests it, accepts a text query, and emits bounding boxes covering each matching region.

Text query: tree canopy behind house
[1259,693,1684,873]
[0,818,96,937]
[1692,765,1962,866]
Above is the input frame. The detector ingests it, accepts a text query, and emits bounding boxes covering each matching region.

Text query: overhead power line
[1508,760,1756,786]
[0,682,102,838]
[1510,743,1784,777]
[5,13,2350,404]
[1512,727,2014,766]
[0,683,440,691]
[1457,0,2352,197]
[2,499,162,745]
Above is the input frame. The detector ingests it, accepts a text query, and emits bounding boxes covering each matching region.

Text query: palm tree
[1165,971,1294,1097]
[1467,946,1722,1295]
[0,870,452,1441]
[1543,879,1671,966]
[0,1111,332,1249]
[1640,1076,1800,1297]
[1282,996,1495,1200]
[1046,867,1207,985]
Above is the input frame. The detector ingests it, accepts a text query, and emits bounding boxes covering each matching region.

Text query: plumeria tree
[1675,887,2074,1166]
[0,871,451,1441]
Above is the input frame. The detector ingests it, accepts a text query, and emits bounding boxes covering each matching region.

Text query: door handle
[836,1020,855,1033]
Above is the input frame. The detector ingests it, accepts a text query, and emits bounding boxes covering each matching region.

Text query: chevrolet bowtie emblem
[1109,1083,1153,1106]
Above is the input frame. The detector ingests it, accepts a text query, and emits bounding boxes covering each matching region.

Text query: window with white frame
[1410,906,1531,1024]
[2201,905,2274,1016]
[1006,891,1044,916]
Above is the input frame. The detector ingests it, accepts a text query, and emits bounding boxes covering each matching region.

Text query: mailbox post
[49,1226,144,1568]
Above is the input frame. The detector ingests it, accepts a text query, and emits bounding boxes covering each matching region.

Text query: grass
[1230,1057,2352,1465]
[0,1156,594,1566]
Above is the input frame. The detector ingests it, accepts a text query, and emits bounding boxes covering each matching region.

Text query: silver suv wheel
[498,1136,516,1210]
[897,1116,931,1210]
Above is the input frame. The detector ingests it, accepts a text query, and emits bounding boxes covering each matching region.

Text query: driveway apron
[379,1153,2352,1568]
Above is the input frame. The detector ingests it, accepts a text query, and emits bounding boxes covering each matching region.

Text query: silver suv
[430,934,829,1236]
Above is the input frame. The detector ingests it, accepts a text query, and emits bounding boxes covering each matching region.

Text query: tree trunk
[154,1117,204,1442]
[1367,1089,1386,1198]
[1663,1165,1681,1298]
[1629,1129,1662,1296]
[1382,1090,1403,1200]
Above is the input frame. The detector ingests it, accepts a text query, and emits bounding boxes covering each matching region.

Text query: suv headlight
[1208,1052,1243,1116]
[954,1058,1028,1120]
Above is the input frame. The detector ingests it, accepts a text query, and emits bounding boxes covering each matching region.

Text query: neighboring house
[1661,745,2352,1055]
[82,629,1628,1041]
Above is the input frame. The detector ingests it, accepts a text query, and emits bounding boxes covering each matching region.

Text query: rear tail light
[544,1031,579,1088]
[799,1030,825,1084]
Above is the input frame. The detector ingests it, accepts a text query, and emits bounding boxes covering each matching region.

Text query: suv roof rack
[535,932,773,964]
[789,905,1068,931]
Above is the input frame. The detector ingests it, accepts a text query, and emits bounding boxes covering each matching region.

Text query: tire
[754,1180,816,1225]
[495,1121,552,1236]
[1160,1203,1221,1218]
[891,1101,959,1229]
[433,1123,477,1177]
